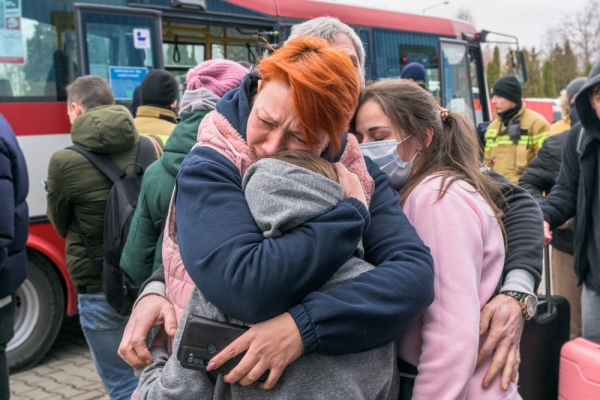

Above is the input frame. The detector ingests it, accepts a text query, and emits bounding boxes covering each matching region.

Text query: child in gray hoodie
[137,151,398,400]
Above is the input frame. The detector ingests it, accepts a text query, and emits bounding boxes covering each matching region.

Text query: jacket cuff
[133,281,167,310]
[500,269,536,297]
[288,303,317,355]
[343,197,371,236]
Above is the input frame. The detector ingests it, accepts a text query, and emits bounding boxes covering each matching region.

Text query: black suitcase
[518,246,570,400]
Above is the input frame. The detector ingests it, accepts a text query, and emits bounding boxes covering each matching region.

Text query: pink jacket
[399,176,520,400]
[163,110,374,326]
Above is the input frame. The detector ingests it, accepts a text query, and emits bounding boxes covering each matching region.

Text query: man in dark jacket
[542,61,600,343]
[46,76,153,399]
[519,76,586,339]
[0,115,28,400]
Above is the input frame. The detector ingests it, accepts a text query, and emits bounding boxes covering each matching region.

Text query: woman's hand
[333,163,368,209]
[118,294,178,368]
[149,325,169,350]
[206,312,303,390]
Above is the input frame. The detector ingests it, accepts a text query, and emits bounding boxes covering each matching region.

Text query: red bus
[1,0,513,370]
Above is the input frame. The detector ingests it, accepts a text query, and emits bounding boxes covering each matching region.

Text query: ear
[419,126,434,150]
[256,79,263,93]
[170,99,178,109]
[71,102,84,118]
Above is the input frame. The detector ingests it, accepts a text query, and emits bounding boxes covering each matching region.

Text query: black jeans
[0,298,15,400]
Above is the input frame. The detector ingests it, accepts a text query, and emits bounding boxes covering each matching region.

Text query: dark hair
[358,79,504,227]
[272,150,338,182]
[66,76,115,111]
[592,84,600,96]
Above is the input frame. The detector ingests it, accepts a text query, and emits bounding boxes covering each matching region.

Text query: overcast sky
[315,0,588,50]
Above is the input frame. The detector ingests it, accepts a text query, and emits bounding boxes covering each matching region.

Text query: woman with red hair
[135,37,434,397]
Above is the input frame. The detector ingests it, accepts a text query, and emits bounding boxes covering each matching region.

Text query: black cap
[492,75,522,105]
[140,69,178,108]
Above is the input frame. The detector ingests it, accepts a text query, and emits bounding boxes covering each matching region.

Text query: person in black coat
[0,114,29,400]
[518,76,586,339]
[542,61,600,343]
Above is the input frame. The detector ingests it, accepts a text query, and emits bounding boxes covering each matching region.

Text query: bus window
[75,6,162,83]
[439,39,475,123]
[398,44,439,102]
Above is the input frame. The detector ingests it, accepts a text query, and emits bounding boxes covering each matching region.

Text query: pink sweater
[399,176,521,399]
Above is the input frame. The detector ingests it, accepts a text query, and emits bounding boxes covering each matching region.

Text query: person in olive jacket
[120,60,248,284]
[46,76,157,400]
[0,114,28,400]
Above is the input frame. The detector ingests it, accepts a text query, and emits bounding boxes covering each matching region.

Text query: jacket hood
[575,62,600,136]
[215,72,348,162]
[242,158,342,238]
[161,110,208,176]
[71,105,138,153]
[179,87,220,116]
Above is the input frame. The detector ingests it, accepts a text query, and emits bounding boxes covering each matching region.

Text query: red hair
[257,36,360,155]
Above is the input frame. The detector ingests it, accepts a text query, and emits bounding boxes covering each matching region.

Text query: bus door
[439,38,476,124]
[74,4,164,104]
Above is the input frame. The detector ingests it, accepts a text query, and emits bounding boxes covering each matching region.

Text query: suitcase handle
[533,245,556,325]
[533,298,557,324]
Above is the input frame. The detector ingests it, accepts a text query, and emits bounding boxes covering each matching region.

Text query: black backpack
[69,137,156,316]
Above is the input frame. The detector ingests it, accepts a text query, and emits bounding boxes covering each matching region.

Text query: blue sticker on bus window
[108,66,148,100]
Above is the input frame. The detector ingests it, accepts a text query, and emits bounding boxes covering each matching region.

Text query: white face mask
[359,138,419,190]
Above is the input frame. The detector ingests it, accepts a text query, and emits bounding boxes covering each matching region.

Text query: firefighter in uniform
[484,75,550,184]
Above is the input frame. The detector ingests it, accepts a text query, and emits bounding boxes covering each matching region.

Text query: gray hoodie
[137,158,398,399]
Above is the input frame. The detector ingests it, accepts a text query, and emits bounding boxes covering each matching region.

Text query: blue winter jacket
[175,73,435,355]
[0,114,29,298]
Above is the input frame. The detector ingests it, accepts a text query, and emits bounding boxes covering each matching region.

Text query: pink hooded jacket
[399,176,520,400]
[162,110,375,327]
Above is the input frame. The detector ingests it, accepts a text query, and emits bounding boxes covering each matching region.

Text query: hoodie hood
[242,158,342,238]
[179,87,220,116]
[71,105,138,153]
[161,110,209,177]
[575,62,600,137]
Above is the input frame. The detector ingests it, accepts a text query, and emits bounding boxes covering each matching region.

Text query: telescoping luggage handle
[534,245,556,324]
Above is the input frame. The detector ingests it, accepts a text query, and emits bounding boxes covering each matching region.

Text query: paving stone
[10,317,108,399]
[52,385,88,398]
[13,387,57,400]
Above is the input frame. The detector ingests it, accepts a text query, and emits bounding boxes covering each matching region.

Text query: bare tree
[544,0,600,70]
[564,0,600,67]
[455,7,475,25]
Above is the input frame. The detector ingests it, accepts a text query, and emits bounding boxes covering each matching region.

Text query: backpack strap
[136,136,157,171]
[67,145,124,183]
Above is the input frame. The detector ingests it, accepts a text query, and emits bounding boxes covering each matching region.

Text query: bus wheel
[7,250,65,371]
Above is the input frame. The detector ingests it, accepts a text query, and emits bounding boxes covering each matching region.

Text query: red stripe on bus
[225,0,477,37]
[0,102,71,136]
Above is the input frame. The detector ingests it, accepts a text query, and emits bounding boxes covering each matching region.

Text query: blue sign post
[108,66,148,100]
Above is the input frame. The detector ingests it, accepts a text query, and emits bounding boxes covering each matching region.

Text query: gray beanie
[566,77,587,102]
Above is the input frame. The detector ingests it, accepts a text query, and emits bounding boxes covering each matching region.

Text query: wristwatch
[499,291,538,320]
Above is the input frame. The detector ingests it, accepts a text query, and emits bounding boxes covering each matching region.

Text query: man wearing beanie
[484,75,550,183]
[120,59,248,285]
[134,69,179,145]
[400,62,427,89]
[541,61,600,344]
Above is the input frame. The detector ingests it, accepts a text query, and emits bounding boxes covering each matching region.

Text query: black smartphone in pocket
[177,314,269,382]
